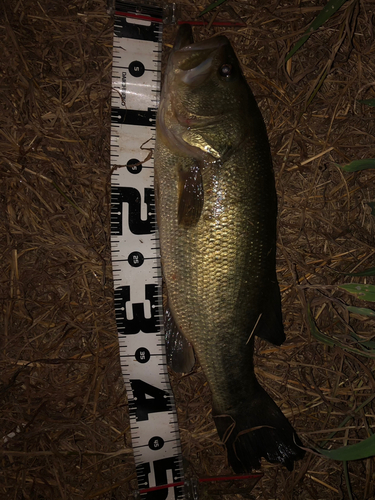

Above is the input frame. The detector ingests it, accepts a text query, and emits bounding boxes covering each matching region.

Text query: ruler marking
[111,3,185,498]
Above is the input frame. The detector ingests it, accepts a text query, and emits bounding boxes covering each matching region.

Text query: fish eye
[219,63,233,79]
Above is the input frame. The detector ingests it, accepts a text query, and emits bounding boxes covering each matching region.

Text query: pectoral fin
[165,304,196,373]
[178,162,204,228]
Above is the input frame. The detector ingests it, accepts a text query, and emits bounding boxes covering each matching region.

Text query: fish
[154,25,305,473]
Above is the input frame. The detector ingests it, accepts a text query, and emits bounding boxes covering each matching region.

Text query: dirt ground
[1,0,375,498]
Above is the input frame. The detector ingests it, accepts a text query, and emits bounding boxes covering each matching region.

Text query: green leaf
[199,0,228,17]
[344,267,375,277]
[358,98,375,107]
[336,159,375,171]
[338,284,375,302]
[285,0,348,62]
[316,433,375,461]
[346,305,375,318]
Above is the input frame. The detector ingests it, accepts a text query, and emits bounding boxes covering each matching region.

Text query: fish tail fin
[213,383,305,473]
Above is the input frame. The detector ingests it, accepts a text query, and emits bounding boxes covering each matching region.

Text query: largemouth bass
[155,25,305,472]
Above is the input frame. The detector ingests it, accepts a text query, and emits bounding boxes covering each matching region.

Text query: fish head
[157,26,255,161]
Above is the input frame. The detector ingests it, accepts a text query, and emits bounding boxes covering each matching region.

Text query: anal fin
[164,304,196,374]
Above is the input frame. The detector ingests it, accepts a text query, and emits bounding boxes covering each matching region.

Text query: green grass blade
[52,182,88,218]
[304,68,328,111]
[199,0,228,17]
[316,433,375,461]
[343,267,375,277]
[319,394,375,447]
[285,34,312,63]
[349,331,375,351]
[307,305,375,358]
[367,202,375,216]
[286,0,348,61]
[358,98,375,106]
[336,159,375,171]
[346,305,375,318]
[343,462,354,500]
[307,305,335,347]
[358,340,375,349]
[338,284,375,302]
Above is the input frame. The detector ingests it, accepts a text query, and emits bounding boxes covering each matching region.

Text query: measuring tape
[110,4,265,498]
[110,2,185,498]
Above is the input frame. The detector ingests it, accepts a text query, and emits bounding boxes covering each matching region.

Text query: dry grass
[1,0,375,498]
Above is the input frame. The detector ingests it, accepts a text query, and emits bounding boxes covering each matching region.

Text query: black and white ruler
[110,2,185,499]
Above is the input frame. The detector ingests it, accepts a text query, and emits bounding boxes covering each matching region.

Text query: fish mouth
[157,26,229,159]
[172,26,229,87]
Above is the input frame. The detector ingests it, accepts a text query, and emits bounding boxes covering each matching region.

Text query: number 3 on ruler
[111,2,185,498]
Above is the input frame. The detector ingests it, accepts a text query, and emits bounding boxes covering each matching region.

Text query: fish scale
[159,142,271,398]
[155,25,305,473]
